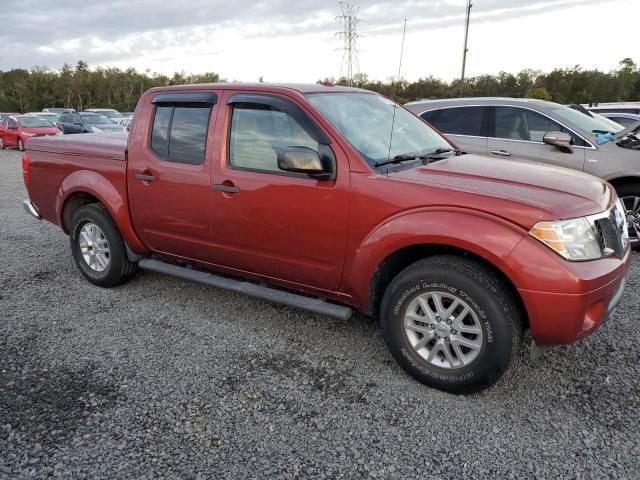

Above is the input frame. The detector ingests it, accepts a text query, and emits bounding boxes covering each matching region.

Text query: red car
[20,83,631,393]
[0,115,61,151]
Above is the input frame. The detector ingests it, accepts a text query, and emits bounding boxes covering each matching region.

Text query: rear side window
[150,104,211,165]
[423,107,485,136]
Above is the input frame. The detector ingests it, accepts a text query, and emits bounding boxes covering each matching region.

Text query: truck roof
[146,83,371,95]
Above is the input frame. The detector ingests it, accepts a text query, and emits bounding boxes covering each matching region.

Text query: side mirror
[543,131,573,153]
[277,147,329,179]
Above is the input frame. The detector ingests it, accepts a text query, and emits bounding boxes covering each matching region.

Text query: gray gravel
[1,147,639,479]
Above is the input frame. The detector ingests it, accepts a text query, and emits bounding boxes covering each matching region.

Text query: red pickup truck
[22,83,631,393]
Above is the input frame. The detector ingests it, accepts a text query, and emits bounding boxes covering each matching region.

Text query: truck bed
[27,132,128,161]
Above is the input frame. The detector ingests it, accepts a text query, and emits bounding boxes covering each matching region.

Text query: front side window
[422,106,485,136]
[150,103,211,165]
[307,92,450,167]
[229,103,318,173]
[494,106,583,145]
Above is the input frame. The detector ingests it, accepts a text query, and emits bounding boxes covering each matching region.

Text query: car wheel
[380,255,523,394]
[17,138,24,151]
[70,203,138,287]
[616,184,640,250]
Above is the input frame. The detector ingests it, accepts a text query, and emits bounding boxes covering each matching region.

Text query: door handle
[135,173,156,182]
[213,184,240,194]
[490,150,511,157]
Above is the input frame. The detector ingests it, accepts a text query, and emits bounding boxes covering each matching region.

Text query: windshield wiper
[375,147,462,168]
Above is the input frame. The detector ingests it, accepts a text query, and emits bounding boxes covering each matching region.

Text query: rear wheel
[17,138,24,151]
[616,183,640,249]
[70,203,138,287]
[380,256,523,394]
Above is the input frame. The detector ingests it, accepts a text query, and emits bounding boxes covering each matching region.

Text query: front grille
[590,202,629,259]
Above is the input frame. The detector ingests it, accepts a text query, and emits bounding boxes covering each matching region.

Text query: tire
[380,255,523,394]
[615,183,640,250]
[17,138,24,151]
[70,203,138,287]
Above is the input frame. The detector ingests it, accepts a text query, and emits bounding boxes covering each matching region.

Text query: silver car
[405,97,640,246]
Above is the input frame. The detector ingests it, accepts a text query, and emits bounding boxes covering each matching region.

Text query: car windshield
[552,105,622,136]
[81,114,113,125]
[95,110,121,118]
[39,114,60,122]
[306,92,451,167]
[18,117,54,127]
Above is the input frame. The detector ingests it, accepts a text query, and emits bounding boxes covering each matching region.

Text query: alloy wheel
[78,222,110,272]
[404,291,484,369]
[621,195,640,247]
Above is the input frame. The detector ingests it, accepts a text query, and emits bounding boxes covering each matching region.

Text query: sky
[0,0,638,83]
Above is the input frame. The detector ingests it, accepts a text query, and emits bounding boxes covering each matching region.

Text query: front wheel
[380,256,523,394]
[17,138,24,151]
[616,183,640,249]
[70,203,138,287]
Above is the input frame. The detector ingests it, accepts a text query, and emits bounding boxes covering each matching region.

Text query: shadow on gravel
[0,334,122,447]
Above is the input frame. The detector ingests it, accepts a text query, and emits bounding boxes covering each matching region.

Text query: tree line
[0,58,638,113]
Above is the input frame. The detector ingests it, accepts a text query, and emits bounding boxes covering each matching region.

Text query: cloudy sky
[0,0,637,82]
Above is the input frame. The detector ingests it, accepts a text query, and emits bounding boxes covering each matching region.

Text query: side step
[138,259,353,321]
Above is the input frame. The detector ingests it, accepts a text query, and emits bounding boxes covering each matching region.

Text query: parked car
[22,84,630,394]
[405,97,640,247]
[587,102,640,115]
[57,112,126,134]
[42,107,73,114]
[598,112,640,128]
[85,108,123,123]
[0,115,61,150]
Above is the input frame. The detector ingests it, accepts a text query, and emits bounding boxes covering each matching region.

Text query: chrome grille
[588,201,629,259]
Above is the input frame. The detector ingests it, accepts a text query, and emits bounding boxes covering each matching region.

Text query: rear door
[420,106,489,155]
[127,91,220,262]
[207,91,350,291]
[487,106,586,171]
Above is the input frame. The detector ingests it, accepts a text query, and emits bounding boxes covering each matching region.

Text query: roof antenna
[385,18,407,173]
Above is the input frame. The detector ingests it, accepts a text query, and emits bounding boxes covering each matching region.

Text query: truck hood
[26,131,128,161]
[389,154,613,228]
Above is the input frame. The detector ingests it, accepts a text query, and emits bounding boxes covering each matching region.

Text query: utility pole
[336,2,362,86]
[460,0,472,96]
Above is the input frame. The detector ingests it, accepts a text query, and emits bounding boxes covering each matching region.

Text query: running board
[138,259,353,321]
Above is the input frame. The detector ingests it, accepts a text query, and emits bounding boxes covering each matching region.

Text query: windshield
[81,114,113,125]
[38,114,60,122]
[18,117,55,128]
[552,105,622,136]
[306,92,451,166]
[93,110,121,118]
[591,112,624,132]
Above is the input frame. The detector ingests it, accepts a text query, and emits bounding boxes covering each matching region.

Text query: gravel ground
[1,147,639,479]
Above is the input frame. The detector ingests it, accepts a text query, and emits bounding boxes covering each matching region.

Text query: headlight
[89,126,102,133]
[530,217,602,261]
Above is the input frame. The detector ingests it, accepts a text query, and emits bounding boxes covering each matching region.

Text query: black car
[57,112,125,134]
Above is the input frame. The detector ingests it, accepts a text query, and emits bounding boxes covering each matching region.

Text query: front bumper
[508,236,631,345]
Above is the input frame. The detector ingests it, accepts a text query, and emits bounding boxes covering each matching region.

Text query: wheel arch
[366,243,528,329]
[605,175,640,189]
[56,170,147,253]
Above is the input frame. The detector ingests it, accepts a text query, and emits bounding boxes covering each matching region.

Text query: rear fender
[344,209,528,311]
[56,169,147,253]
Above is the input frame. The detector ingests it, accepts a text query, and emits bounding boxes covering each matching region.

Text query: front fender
[343,208,528,311]
[56,169,147,253]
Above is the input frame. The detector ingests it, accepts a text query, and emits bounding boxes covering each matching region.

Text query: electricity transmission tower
[336,2,362,86]
[460,0,473,95]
